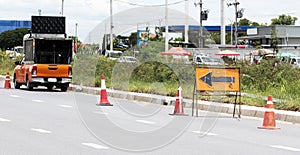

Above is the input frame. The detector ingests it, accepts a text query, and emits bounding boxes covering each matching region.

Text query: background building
[241,26,300,49]
[0,20,31,34]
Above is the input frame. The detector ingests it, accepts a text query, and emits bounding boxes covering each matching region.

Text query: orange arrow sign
[195,67,240,92]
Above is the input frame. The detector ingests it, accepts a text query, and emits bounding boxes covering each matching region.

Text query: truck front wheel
[47,85,53,91]
[14,74,21,89]
[61,86,68,92]
[26,77,33,91]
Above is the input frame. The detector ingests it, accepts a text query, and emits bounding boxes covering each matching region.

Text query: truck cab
[13,16,73,91]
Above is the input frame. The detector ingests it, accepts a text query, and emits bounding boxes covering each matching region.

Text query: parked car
[194,55,225,65]
[105,50,123,60]
[117,56,137,63]
[116,43,129,49]
[289,57,300,68]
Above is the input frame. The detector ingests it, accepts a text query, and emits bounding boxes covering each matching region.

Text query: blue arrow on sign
[200,72,235,87]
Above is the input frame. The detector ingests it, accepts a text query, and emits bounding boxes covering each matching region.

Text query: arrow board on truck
[195,67,240,92]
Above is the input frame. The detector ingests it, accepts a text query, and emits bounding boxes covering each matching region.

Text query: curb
[1,76,299,125]
[70,84,300,125]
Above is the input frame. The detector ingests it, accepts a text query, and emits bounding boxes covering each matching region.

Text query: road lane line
[192,131,218,136]
[136,120,156,125]
[32,99,44,103]
[93,111,108,115]
[270,145,300,152]
[0,118,11,122]
[82,143,109,150]
[31,128,52,134]
[10,95,20,98]
[59,105,73,108]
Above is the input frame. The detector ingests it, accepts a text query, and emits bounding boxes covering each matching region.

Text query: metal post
[110,0,113,51]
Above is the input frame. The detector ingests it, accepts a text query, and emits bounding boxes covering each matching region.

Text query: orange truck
[13,16,73,91]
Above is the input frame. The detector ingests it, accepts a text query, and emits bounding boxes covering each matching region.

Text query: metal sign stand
[192,67,241,118]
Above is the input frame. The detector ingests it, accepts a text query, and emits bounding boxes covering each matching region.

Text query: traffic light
[201,10,209,20]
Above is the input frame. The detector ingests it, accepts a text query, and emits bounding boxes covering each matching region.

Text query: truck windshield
[35,39,72,64]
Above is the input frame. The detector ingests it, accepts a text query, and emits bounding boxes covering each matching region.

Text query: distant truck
[13,16,73,91]
[5,46,23,58]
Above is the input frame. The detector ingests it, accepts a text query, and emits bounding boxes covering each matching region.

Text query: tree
[0,28,29,50]
[128,32,138,47]
[238,18,264,26]
[271,14,298,25]
[152,26,163,41]
[239,18,251,26]
[209,33,221,44]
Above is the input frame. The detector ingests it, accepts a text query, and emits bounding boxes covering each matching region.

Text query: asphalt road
[1,87,300,155]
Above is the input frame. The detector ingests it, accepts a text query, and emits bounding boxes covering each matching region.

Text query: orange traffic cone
[97,74,113,106]
[4,72,11,89]
[169,86,187,116]
[258,96,280,130]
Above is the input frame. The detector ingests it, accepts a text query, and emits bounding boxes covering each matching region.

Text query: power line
[115,0,187,7]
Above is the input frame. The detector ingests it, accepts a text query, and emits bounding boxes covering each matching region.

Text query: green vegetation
[237,58,300,111]
[271,14,298,25]
[0,28,28,50]
[0,50,19,75]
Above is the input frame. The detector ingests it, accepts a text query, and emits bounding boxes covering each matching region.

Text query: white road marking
[93,111,108,115]
[136,120,156,125]
[32,99,44,103]
[10,95,20,98]
[82,143,109,150]
[31,128,52,134]
[59,105,73,108]
[0,118,11,122]
[192,131,218,136]
[270,145,300,152]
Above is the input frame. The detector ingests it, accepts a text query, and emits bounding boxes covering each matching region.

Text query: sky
[1,0,300,43]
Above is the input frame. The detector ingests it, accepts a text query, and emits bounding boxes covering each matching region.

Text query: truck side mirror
[14,61,20,65]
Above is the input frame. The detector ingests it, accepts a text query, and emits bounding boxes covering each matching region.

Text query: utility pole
[195,0,203,48]
[110,0,113,51]
[234,0,238,48]
[195,0,208,48]
[228,0,242,49]
[220,0,226,45]
[184,0,189,46]
[75,23,78,53]
[165,0,169,52]
[61,0,64,16]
